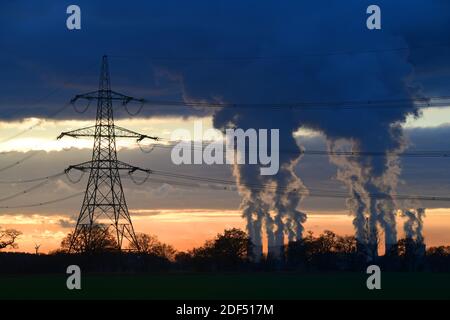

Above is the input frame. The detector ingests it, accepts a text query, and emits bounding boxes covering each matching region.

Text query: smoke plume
[402,208,426,244]
[155,1,449,259]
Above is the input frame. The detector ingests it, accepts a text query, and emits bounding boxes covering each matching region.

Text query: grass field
[0,272,450,300]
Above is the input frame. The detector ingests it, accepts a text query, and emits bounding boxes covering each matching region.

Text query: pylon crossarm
[70,91,99,103]
[71,90,144,104]
[65,160,152,174]
[114,125,159,142]
[57,125,158,141]
[64,161,93,173]
[110,90,145,104]
[57,125,96,139]
[116,160,153,174]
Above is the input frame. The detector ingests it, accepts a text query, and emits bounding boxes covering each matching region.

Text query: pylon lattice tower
[59,55,157,252]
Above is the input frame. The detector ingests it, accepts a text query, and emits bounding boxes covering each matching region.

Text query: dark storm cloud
[0,1,449,120]
[57,218,75,228]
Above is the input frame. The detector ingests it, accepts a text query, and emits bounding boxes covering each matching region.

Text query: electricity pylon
[59,55,157,252]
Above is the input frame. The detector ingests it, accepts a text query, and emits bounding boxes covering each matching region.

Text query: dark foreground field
[0,272,449,300]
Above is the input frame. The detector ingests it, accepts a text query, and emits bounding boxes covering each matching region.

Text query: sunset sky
[1,1,450,254]
[2,114,450,253]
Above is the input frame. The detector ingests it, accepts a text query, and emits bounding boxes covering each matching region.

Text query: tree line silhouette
[1,225,450,273]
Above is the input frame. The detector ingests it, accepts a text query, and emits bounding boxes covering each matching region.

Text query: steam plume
[156,2,446,260]
[402,208,426,244]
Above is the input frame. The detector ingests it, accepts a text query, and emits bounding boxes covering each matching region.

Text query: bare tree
[60,225,118,253]
[34,243,41,254]
[189,228,251,266]
[129,233,176,260]
[0,228,22,250]
[130,233,159,254]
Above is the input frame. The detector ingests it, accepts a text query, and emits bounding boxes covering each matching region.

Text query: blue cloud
[0,1,448,120]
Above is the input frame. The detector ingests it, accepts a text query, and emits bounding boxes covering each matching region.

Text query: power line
[0,171,83,207]
[0,60,99,145]
[0,180,50,203]
[146,141,450,158]
[0,148,71,173]
[0,172,70,202]
[110,42,450,61]
[1,136,446,178]
[135,95,450,111]
[0,151,44,173]
[0,172,65,184]
[2,167,449,209]
[0,139,447,186]
[0,192,84,209]
[0,102,71,144]
[126,170,450,203]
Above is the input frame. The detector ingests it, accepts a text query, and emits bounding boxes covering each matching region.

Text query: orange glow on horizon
[2,208,450,254]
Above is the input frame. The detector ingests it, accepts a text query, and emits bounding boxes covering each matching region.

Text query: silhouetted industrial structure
[59,55,157,252]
